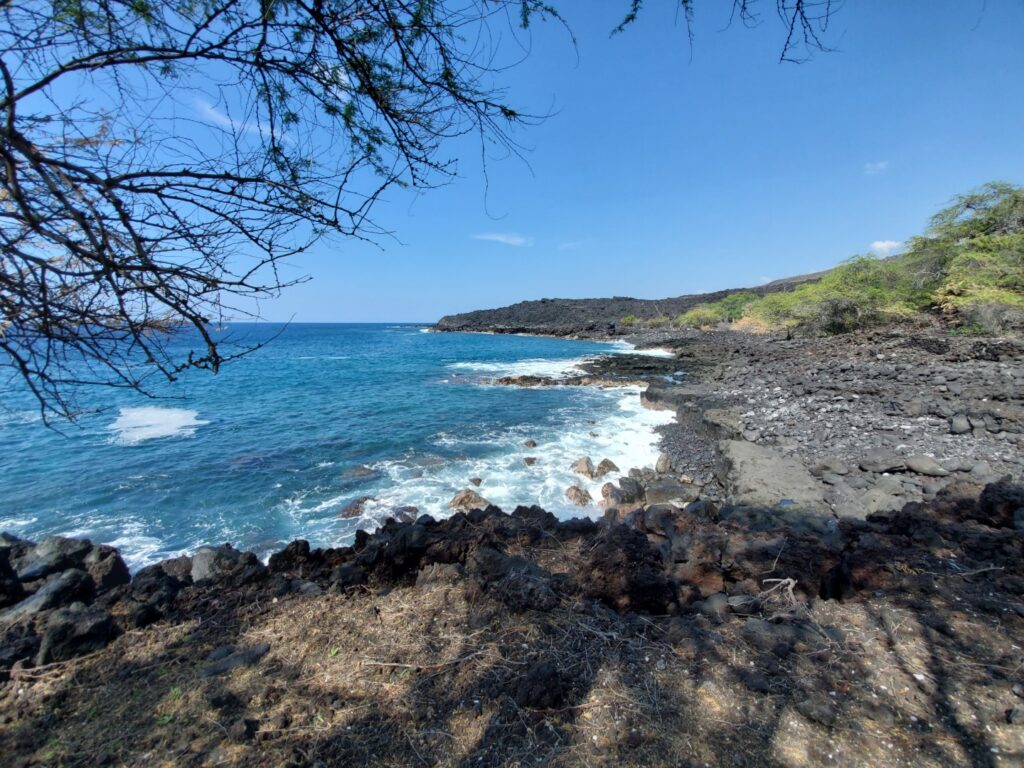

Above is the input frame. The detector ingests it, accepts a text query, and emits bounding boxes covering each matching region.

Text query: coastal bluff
[434,273,824,337]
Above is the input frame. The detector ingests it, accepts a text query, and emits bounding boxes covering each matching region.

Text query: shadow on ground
[2,483,1024,767]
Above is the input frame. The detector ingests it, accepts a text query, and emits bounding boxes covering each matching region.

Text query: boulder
[158,555,194,582]
[85,546,131,593]
[523,439,538,448]
[645,478,701,506]
[523,457,537,466]
[330,563,367,589]
[131,564,183,604]
[1,569,95,623]
[617,477,644,504]
[571,457,596,479]
[0,532,32,558]
[655,453,672,474]
[36,605,117,665]
[859,449,906,474]
[0,549,24,610]
[580,526,674,613]
[448,489,489,512]
[905,455,950,477]
[467,547,558,612]
[268,541,311,573]
[600,482,623,509]
[16,536,93,582]
[469,477,483,487]
[392,506,419,524]
[376,523,431,577]
[718,441,829,514]
[565,485,593,507]
[188,544,245,585]
[0,623,40,681]
[950,414,972,435]
[811,456,851,477]
[593,458,620,479]
[975,482,1024,529]
[338,496,373,519]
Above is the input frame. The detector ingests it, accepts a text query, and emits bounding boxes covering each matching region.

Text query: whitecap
[106,532,171,569]
[107,406,209,445]
[448,357,589,378]
[608,341,675,358]
[355,386,674,526]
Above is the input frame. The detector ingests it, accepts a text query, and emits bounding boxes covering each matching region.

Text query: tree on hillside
[0,0,839,421]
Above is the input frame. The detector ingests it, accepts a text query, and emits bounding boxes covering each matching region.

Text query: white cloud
[863,160,890,176]
[471,232,533,247]
[557,241,580,251]
[758,276,771,285]
[195,98,273,140]
[869,239,903,256]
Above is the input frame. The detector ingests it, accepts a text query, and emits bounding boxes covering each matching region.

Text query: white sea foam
[608,340,675,358]
[448,357,589,378]
[107,406,209,445]
[107,531,172,569]
[355,386,673,525]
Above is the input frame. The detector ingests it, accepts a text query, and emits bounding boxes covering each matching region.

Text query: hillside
[434,273,826,337]
[438,182,1024,339]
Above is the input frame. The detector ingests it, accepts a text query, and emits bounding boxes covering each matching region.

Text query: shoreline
[3,324,1024,766]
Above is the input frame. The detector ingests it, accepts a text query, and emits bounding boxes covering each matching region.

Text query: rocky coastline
[433,271,826,338]
[2,324,1024,766]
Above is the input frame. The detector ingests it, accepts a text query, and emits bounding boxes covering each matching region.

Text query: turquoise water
[0,324,672,567]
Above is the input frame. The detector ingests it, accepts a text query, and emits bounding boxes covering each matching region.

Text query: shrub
[716,291,759,321]
[648,315,669,328]
[679,182,1024,336]
[744,255,927,334]
[675,291,759,328]
[676,305,722,328]
[620,315,637,326]
[934,233,1024,332]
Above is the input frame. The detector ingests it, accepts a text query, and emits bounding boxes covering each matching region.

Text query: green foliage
[719,182,1024,335]
[676,291,762,328]
[647,315,669,328]
[935,233,1024,331]
[676,305,722,328]
[620,315,637,326]
[743,256,928,334]
[927,182,1024,241]
[716,291,759,320]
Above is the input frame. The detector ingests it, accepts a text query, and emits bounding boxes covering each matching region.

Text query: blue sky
[261,1,1024,322]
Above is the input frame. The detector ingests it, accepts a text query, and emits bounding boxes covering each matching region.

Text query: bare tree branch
[1,0,562,422]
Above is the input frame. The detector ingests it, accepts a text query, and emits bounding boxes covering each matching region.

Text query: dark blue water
[0,324,671,566]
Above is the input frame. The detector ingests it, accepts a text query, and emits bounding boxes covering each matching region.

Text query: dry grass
[3,534,1024,768]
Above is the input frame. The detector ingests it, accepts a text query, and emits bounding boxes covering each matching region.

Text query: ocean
[0,324,674,568]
